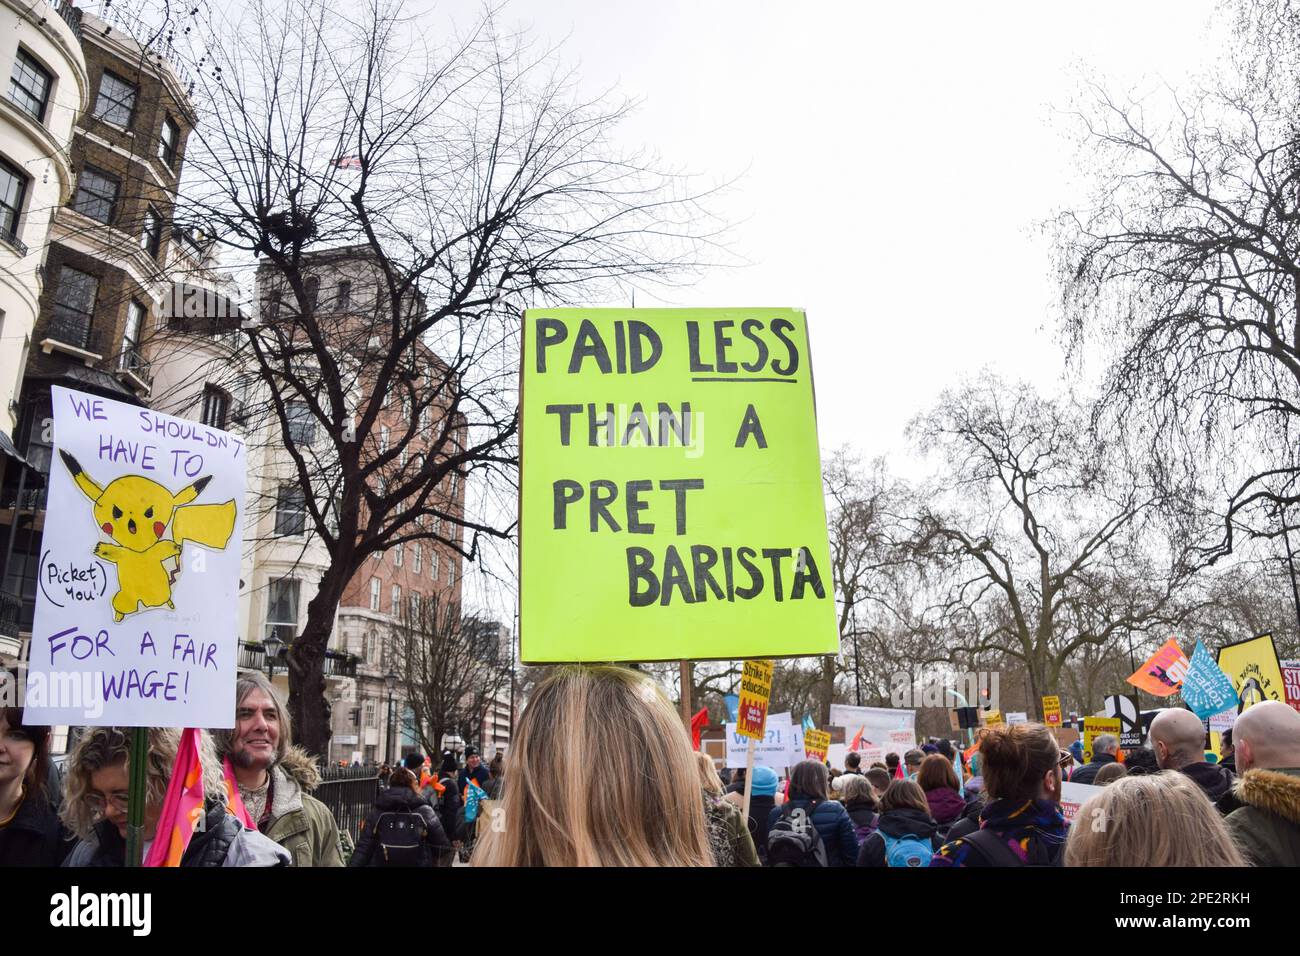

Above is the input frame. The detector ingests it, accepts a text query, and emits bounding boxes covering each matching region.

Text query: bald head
[1149,709,1207,769]
[1233,701,1300,771]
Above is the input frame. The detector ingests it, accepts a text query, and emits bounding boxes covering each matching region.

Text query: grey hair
[211,671,291,762]
[1092,734,1119,756]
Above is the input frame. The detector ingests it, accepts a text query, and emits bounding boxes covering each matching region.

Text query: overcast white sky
[429,0,1225,470]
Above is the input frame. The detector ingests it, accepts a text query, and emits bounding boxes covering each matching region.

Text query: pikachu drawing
[61,451,238,622]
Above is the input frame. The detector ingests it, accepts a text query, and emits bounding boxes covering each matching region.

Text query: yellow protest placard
[803,728,831,762]
[1042,696,1062,726]
[1083,717,1122,763]
[1217,633,1287,713]
[736,660,775,740]
[982,708,1004,728]
[519,308,839,662]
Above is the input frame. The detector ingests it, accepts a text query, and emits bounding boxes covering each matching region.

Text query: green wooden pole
[125,727,149,867]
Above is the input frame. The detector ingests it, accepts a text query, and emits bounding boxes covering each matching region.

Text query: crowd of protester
[2,664,1298,867]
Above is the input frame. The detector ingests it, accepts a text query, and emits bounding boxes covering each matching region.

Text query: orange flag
[1127,637,1190,697]
[144,728,207,867]
[223,755,255,829]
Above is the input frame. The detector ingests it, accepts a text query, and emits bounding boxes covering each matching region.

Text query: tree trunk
[288,569,347,758]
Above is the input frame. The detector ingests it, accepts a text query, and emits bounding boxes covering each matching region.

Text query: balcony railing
[0,591,21,639]
[238,640,359,679]
[117,347,152,387]
[46,310,92,351]
[0,230,28,257]
[54,0,83,38]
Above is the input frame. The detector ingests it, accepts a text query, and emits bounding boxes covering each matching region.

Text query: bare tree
[905,374,1208,717]
[392,595,511,758]
[1057,0,1300,564]
[161,0,718,752]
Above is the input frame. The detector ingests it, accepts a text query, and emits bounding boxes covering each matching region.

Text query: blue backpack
[882,831,933,867]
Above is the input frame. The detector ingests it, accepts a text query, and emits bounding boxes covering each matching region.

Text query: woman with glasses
[60,727,290,867]
[930,724,1070,867]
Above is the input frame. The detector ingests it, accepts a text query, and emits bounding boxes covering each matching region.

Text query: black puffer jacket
[351,786,450,867]
[856,807,943,867]
[1180,762,1236,808]
[0,790,71,866]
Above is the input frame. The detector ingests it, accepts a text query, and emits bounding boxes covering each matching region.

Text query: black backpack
[373,811,427,866]
[766,802,829,867]
[961,828,1063,868]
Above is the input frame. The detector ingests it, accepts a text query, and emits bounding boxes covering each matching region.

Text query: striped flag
[144,728,208,867]
[333,155,362,170]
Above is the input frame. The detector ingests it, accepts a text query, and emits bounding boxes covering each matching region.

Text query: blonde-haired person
[61,727,289,866]
[694,751,760,866]
[472,665,714,866]
[1065,772,1248,866]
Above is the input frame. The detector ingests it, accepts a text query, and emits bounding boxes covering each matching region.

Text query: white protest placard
[829,704,916,758]
[23,387,245,727]
[1208,709,1237,733]
[726,712,799,769]
[1006,711,1028,725]
[1059,781,1105,824]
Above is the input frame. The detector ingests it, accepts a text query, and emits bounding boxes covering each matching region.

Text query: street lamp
[264,628,284,682]
[385,670,398,765]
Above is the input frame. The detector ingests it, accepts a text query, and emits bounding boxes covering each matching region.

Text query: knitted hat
[751,765,779,796]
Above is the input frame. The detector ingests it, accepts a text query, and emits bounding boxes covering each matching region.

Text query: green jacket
[1225,767,1300,867]
[259,748,344,868]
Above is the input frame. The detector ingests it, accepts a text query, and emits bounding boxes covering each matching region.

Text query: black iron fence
[315,765,379,845]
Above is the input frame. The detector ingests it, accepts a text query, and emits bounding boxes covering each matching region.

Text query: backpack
[373,811,427,866]
[961,828,1063,868]
[766,802,829,867]
[852,812,879,846]
[881,831,933,868]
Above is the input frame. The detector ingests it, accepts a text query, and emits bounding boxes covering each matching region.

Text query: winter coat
[845,798,879,846]
[930,798,1067,867]
[856,807,943,867]
[351,785,450,867]
[253,747,344,867]
[433,772,464,841]
[766,797,860,867]
[0,789,71,866]
[924,786,966,828]
[735,792,777,863]
[1178,762,1236,807]
[458,765,490,792]
[64,800,290,867]
[704,793,760,867]
[1069,753,1118,786]
[945,792,986,843]
[1225,767,1300,867]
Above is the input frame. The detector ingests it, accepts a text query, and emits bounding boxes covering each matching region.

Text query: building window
[93,70,137,127]
[394,542,403,568]
[409,593,420,622]
[369,577,381,611]
[364,698,376,725]
[285,401,315,444]
[336,280,351,311]
[72,166,119,223]
[159,115,180,166]
[391,583,401,618]
[141,207,163,257]
[263,289,282,322]
[0,159,27,249]
[447,558,454,585]
[429,550,438,581]
[120,301,144,373]
[50,266,98,349]
[264,578,299,640]
[8,49,52,123]
[419,406,430,431]
[413,545,422,574]
[201,385,230,429]
[274,484,306,535]
[379,426,389,454]
[304,276,319,310]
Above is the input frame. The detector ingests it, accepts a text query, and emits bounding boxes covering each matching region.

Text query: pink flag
[223,755,256,829]
[144,728,207,867]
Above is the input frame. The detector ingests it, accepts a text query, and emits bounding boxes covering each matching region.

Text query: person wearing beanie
[725,765,782,863]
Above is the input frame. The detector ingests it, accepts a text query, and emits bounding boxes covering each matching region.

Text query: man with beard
[214,672,343,866]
